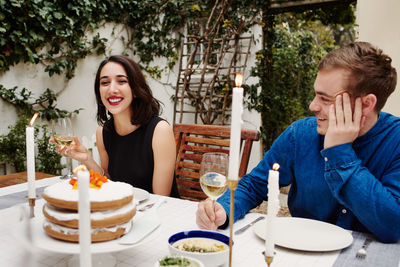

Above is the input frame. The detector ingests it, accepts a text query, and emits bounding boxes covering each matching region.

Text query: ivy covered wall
[0,1,357,173]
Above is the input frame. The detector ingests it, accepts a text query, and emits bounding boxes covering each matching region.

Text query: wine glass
[52,117,74,179]
[199,152,229,207]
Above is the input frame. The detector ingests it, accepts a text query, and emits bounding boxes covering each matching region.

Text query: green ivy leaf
[53,12,62,20]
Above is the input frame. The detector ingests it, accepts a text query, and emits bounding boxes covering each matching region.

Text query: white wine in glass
[200,152,229,205]
[53,135,74,147]
[52,117,74,179]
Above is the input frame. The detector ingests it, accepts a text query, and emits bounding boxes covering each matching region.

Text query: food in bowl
[157,256,203,267]
[168,230,230,267]
[173,237,226,253]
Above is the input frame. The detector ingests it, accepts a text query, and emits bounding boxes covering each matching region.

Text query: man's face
[309,68,351,135]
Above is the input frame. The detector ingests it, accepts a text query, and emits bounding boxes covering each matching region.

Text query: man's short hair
[318,42,397,111]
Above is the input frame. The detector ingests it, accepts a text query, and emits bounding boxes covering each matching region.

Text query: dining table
[0,177,399,267]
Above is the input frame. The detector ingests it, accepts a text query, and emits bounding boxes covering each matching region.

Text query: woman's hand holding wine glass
[51,118,90,161]
[199,152,229,209]
[51,118,76,179]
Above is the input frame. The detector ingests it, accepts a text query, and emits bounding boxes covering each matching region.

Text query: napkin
[333,232,400,267]
[118,197,165,245]
[0,187,46,210]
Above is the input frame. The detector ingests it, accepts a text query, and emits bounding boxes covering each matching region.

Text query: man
[196,42,400,243]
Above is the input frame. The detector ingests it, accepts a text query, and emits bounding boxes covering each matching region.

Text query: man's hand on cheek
[324,93,364,149]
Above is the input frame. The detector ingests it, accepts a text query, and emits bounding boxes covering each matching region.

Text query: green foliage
[0,0,108,79]
[248,8,355,150]
[0,86,80,174]
[0,115,29,172]
[36,123,63,175]
[0,0,269,79]
[249,26,326,149]
[0,115,63,174]
[0,85,82,120]
[296,3,356,25]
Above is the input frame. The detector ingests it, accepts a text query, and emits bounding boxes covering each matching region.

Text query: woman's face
[99,62,133,117]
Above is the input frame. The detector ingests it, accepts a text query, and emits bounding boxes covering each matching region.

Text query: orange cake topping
[69,169,108,190]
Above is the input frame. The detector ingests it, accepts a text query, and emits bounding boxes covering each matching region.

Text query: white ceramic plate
[132,187,150,203]
[253,217,353,252]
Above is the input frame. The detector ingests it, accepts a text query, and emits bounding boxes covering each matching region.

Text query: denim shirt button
[342,208,347,214]
[324,157,328,162]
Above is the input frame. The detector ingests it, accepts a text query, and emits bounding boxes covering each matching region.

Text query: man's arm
[322,144,400,243]
[195,122,295,230]
[323,93,400,242]
[216,126,295,224]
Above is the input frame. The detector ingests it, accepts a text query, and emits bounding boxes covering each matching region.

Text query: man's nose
[309,97,320,112]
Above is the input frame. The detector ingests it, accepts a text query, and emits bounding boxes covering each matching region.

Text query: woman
[56,55,178,197]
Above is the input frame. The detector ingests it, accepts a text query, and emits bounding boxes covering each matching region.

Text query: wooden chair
[173,123,260,201]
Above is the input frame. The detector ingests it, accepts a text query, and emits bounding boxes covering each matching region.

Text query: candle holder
[227,179,238,267]
[28,197,35,218]
[263,251,274,267]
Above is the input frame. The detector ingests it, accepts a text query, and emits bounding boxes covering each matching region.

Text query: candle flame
[272,163,280,171]
[29,113,39,126]
[235,73,243,87]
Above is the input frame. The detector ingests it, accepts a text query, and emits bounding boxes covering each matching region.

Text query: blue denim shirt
[218,112,400,243]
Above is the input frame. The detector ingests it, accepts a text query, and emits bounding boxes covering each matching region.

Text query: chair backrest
[173,123,260,201]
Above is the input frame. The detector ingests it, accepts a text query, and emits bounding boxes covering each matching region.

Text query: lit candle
[26,113,39,199]
[265,163,280,257]
[77,166,92,267]
[228,73,244,181]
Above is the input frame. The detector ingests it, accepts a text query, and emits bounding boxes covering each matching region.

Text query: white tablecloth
[0,178,397,267]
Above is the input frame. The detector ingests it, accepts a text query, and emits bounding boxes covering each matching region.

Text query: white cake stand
[13,202,159,267]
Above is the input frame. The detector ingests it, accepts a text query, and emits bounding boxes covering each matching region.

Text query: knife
[235,216,265,235]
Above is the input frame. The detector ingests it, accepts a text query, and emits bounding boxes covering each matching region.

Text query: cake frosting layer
[43,180,133,202]
[43,219,132,234]
[43,201,136,221]
[43,219,132,242]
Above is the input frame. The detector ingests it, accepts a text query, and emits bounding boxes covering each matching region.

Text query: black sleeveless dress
[102,116,179,197]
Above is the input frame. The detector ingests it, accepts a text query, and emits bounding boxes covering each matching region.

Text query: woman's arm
[152,120,176,196]
[95,125,110,178]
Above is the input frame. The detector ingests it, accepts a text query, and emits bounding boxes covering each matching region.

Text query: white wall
[0,23,263,173]
[356,0,400,115]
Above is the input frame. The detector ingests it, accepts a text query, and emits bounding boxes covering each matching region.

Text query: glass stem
[212,199,216,212]
[66,157,73,174]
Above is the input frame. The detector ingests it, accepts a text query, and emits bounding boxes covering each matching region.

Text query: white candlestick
[26,126,35,199]
[228,86,243,181]
[78,169,92,267]
[265,168,280,257]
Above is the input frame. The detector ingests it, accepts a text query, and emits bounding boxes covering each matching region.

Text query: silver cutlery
[137,198,166,212]
[235,216,265,235]
[356,237,372,259]
[138,202,156,212]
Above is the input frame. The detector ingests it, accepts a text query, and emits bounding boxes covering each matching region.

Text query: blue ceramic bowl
[168,230,230,267]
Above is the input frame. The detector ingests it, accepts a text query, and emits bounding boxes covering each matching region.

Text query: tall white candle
[78,168,92,267]
[26,113,38,199]
[265,163,280,257]
[228,73,244,181]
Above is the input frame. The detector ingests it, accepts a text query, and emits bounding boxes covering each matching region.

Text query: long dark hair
[94,55,161,126]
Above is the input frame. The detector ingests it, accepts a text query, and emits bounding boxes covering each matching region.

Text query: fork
[356,237,372,259]
[138,202,156,212]
[137,198,166,212]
